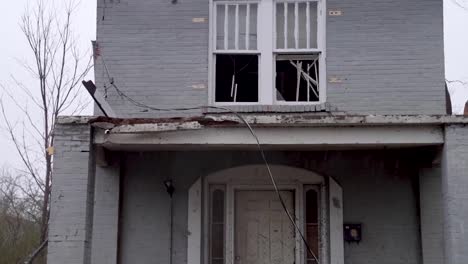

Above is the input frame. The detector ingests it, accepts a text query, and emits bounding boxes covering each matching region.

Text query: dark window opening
[305,188,319,264]
[276,54,320,102]
[215,54,259,102]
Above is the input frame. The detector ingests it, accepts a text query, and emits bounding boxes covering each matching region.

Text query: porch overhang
[55,114,464,151]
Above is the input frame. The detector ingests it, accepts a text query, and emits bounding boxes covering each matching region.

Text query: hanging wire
[99,56,320,263]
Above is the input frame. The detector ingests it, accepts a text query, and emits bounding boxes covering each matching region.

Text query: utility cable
[100,56,320,263]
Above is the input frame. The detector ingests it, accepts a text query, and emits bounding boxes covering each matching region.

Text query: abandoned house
[47,0,468,264]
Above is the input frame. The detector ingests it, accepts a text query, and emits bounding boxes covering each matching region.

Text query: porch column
[90,150,120,264]
[441,124,468,264]
[419,167,444,264]
[48,123,95,264]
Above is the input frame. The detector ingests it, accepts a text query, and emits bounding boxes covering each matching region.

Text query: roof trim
[57,114,468,128]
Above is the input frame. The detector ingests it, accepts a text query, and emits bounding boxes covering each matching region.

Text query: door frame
[228,184,302,264]
[233,189,296,264]
[203,164,326,264]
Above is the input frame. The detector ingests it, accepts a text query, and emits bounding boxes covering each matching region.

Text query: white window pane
[276,3,285,49]
[227,5,236,49]
[287,3,295,49]
[238,5,247,50]
[298,2,307,49]
[249,4,258,50]
[309,2,318,49]
[216,4,225,50]
[276,1,318,50]
[216,3,257,51]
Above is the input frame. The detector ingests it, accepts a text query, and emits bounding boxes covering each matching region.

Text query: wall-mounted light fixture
[164,179,175,197]
[344,223,362,243]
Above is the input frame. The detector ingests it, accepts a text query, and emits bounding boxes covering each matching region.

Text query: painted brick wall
[94,0,445,117]
[119,150,422,264]
[94,0,209,117]
[326,0,445,114]
[442,125,468,264]
[90,165,120,264]
[47,123,94,264]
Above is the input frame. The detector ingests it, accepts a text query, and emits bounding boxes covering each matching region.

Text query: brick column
[47,122,95,264]
[419,167,444,264]
[442,124,468,264]
[91,163,120,264]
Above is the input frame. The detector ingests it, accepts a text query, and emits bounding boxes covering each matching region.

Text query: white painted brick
[47,124,93,264]
[420,168,444,264]
[94,0,445,117]
[442,125,468,264]
[91,166,120,264]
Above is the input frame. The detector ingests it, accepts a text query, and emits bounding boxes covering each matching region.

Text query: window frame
[208,0,326,106]
[210,0,261,106]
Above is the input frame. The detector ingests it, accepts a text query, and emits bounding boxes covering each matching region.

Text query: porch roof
[59,114,468,151]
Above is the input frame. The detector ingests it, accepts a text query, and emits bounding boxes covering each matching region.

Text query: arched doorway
[187,165,343,264]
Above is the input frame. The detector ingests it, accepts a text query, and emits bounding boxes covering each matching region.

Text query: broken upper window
[276,54,319,102]
[215,55,259,102]
[214,2,259,103]
[211,0,324,105]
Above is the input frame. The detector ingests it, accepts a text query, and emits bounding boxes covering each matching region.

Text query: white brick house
[47,0,468,264]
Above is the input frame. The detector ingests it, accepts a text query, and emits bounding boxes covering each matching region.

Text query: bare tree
[0,0,92,250]
[0,168,43,264]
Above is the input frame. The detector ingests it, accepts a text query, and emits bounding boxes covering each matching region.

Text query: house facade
[47,0,468,264]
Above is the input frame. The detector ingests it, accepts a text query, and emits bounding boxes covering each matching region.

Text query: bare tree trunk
[40,161,51,243]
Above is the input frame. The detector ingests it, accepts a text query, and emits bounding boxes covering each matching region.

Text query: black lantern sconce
[164,179,175,197]
[344,223,362,243]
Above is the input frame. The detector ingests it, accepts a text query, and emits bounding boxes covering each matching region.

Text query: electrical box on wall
[344,223,362,243]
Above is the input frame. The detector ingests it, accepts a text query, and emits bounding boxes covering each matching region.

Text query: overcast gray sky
[0,0,467,169]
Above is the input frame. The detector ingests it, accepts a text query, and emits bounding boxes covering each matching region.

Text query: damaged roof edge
[57,114,468,128]
[57,116,93,125]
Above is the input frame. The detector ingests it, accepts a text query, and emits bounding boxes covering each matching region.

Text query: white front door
[235,191,295,264]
